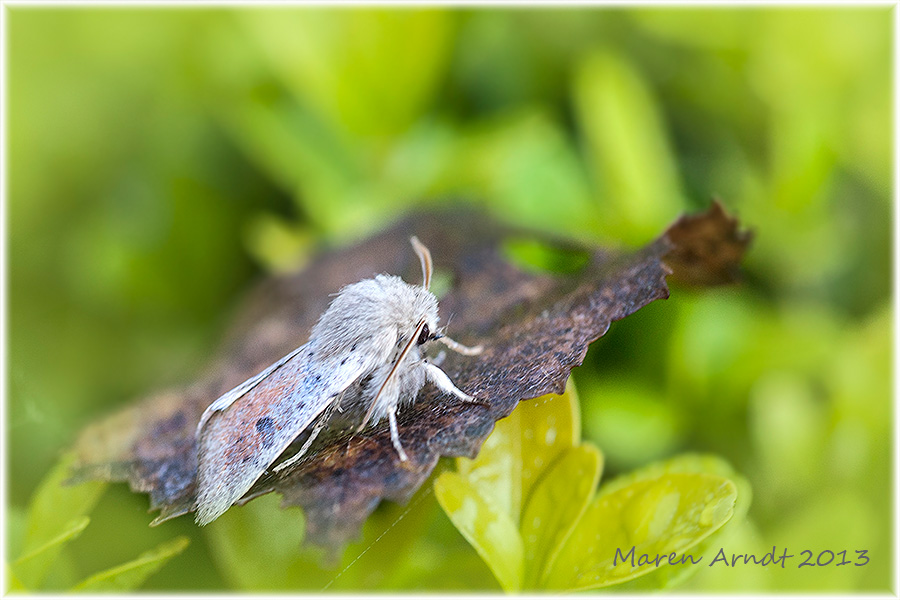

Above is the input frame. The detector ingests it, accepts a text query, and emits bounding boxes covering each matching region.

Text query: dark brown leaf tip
[660,199,754,286]
[70,202,751,552]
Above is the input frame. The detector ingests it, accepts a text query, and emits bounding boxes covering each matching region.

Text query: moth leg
[355,407,373,435]
[271,420,324,473]
[388,405,409,462]
[424,362,476,402]
[357,319,427,435]
[273,392,342,473]
[431,349,447,367]
[437,335,483,356]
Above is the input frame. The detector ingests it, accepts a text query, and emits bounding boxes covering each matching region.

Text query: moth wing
[195,344,308,437]
[194,349,369,525]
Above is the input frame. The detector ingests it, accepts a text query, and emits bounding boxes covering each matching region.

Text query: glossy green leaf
[11,517,89,590]
[5,506,26,568]
[599,453,744,496]
[545,473,737,591]
[5,563,26,593]
[517,381,582,506]
[440,380,587,591]
[602,454,752,591]
[520,444,603,589]
[434,471,523,593]
[15,454,106,588]
[455,405,523,523]
[455,379,581,526]
[71,536,190,592]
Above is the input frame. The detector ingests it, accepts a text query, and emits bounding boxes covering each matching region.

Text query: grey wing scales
[195,344,309,438]
[194,349,369,525]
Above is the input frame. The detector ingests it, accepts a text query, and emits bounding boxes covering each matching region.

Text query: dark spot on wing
[255,416,277,449]
[256,416,274,433]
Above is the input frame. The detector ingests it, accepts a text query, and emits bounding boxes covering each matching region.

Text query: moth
[193,236,483,525]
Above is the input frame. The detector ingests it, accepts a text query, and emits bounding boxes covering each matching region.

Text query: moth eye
[417,324,430,345]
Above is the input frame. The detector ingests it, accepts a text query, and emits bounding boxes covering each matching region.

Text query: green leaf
[455,404,523,524]
[340,477,443,591]
[204,493,308,591]
[599,453,746,497]
[71,536,190,592]
[454,379,581,526]
[517,381,582,506]
[240,10,456,138]
[11,517,89,590]
[441,111,602,239]
[438,381,585,591]
[212,90,358,225]
[573,50,685,242]
[456,378,581,523]
[520,444,603,589]
[544,473,737,591]
[434,471,523,593]
[14,453,106,588]
[5,563,26,593]
[582,379,683,469]
[205,473,441,591]
[5,506,26,566]
[602,454,752,591]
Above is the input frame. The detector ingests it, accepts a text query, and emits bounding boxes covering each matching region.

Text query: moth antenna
[358,319,428,434]
[410,236,433,290]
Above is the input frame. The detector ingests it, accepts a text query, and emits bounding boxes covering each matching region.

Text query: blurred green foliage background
[6,6,893,592]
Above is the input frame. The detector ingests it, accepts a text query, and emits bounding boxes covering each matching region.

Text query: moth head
[310,238,442,356]
[416,319,441,346]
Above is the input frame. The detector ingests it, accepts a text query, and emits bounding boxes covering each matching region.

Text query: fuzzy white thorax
[306,273,440,425]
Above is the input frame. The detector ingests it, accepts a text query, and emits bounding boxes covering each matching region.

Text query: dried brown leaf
[71,202,751,552]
